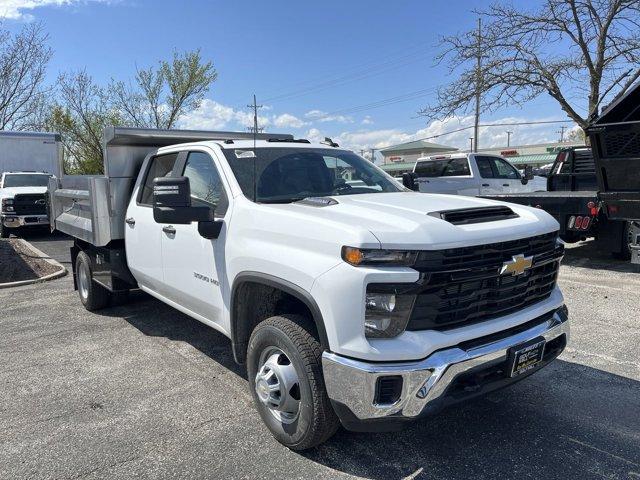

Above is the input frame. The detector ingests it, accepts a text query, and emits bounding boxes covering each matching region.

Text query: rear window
[139,153,179,205]
[414,158,470,177]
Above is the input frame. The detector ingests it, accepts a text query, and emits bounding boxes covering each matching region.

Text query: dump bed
[587,82,640,220]
[49,127,293,246]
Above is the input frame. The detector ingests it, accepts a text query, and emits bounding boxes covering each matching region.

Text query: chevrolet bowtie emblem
[500,254,533,276]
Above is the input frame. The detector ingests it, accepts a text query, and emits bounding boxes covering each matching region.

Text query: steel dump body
[50,127,293,246]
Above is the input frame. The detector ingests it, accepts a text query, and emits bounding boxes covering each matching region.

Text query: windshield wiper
[258,196,309,204]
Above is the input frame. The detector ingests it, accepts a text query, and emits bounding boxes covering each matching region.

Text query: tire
[75,251,111,311]
[247,314,339,450]
[0,223,8,238]
[612,221,632,261]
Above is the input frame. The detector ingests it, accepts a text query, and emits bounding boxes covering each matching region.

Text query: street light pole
[506,131,513,147]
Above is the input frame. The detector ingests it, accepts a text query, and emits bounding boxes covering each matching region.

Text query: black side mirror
[524,165,534,180]
[402,172,418,191]
[153,177,212,224]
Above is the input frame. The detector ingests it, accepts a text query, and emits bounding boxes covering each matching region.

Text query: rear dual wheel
[247,315,339,450]
[75,251,111,311]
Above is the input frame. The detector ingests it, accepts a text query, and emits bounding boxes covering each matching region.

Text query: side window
[492,158,520,179]
[475,157,495,178]
[441,158,471,176]
[182,151,228,216]
[139,153,179,205]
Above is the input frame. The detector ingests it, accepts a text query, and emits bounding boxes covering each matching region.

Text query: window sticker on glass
[235,150,256,158]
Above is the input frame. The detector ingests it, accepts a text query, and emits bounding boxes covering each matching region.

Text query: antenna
[247,94,263,201]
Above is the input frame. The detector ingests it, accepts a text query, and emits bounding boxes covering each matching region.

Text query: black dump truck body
[482,147,631,258]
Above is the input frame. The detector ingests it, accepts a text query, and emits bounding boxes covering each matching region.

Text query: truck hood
[0,186,48,198]
[286,192,559,250]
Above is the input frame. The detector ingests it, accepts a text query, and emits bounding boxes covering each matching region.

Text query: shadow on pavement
[102,293,640,479]
[103,291,246,379]
[301,360,640,479]
[563,239,638,274]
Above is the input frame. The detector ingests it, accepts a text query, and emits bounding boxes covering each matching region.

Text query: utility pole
[557,125,566,142]
[506,131,513,147]
[247,94,264,134]
[473,17,482,152]
[469,137,474,152]
[370,148,376,163]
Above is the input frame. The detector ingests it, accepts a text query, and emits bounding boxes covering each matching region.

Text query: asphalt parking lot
[1,232,639,480]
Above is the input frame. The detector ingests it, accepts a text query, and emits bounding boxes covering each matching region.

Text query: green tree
[110,50,217,129]
[47,71,122,174]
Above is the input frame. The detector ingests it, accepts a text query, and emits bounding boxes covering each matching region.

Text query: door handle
[502,183,509,187]
[482,183,490,187]
[162,225,176,235]
[125,217,135,226]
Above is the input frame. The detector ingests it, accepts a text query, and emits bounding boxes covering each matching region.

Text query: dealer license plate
[509,339,546,377]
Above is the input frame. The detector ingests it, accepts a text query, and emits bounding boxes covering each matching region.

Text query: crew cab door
[159,149,230,329]
[476,156,522,194]
[125,152,180,294]
[414,157,478,195]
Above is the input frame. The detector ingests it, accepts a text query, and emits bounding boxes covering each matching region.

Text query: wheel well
[231,278,328,364]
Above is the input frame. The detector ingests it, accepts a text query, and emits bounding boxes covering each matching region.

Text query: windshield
[223,147,403,203]
[3,174,51,188]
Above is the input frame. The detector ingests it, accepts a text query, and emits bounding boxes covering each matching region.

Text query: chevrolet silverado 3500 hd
[50,127,569,450]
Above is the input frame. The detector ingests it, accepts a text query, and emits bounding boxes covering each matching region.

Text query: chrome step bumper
[322,307,569,424]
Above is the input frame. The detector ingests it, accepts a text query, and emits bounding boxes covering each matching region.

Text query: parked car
[0,171,53,238]
[50,127,569,450]
[406,153,547,195]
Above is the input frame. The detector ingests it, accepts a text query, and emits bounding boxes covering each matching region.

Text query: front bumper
[322,306,569,431]
[1,214,49,228]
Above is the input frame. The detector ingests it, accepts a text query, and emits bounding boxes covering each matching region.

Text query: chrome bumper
[1,214,49,228]
[322,308,569,423]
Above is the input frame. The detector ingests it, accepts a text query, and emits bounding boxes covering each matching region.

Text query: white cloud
[304,115,576,154]
[304,109,353,124]
[273,113,308,129]
[361,116,373,125]
[0,0,113,20]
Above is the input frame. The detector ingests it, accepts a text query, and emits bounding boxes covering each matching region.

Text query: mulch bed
[0,239,60,283]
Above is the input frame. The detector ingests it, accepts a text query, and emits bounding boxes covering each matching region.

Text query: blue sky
[1,0,581,153]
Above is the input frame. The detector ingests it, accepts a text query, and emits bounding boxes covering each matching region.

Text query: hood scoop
[428,206,519,225]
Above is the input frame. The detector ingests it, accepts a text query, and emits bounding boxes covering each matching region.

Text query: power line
[413,119,575,142]
[322,87,437,117]
[260,50,435,104]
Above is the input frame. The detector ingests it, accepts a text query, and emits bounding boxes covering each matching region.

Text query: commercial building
[378,139,458,176]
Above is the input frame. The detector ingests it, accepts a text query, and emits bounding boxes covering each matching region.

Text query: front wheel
[247,315,339,450]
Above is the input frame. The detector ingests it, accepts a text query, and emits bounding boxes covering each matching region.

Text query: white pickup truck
[50,127,569,450]
[405,153,547,195]
[0,172,53,238]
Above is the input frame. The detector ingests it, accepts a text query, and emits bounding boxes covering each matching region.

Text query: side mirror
[524,165,534,180]
[152,177,213,224]
[402,172,418,191]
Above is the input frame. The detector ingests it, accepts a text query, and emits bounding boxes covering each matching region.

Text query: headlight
[365,286,416,338]
[342,246,417,267]
[1,198,14,213]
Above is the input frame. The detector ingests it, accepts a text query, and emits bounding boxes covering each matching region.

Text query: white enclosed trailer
[0,131,62,176]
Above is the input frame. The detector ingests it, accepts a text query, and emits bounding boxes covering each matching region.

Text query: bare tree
[0,23,52,130]
[420,0,640,130]
[47,71,122,174]
[110,50,217,129]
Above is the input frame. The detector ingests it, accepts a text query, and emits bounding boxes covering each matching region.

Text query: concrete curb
[0,239,67,289]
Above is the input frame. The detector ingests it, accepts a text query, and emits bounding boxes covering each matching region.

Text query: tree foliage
[47,72,123,174]
[110,50,217,129]
[0,22,52,130]
[421,0,640,129]
[51,50,217,173]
